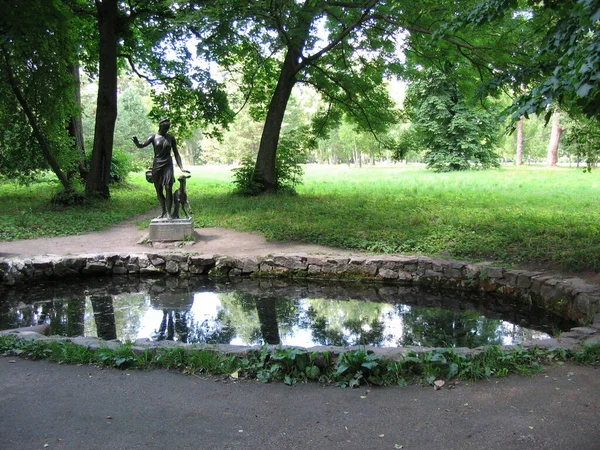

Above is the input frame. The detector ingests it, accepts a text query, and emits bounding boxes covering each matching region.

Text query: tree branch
[301,0,378,68]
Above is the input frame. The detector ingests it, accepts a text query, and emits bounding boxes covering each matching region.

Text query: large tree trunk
[67,63,87,180]
[254,49,300,192]
[516,115,524,166]
[86,0,119,198]
[547,110,562,167]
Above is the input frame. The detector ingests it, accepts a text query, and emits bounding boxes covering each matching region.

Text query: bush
[232,157,263,196]
[84,149,135,185]
[232,128,310,195]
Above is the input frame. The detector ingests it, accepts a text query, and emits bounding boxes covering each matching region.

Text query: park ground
[2,165,600,449]
[1,220,600,449]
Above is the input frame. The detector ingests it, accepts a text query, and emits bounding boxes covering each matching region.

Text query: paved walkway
[1,357,599,450]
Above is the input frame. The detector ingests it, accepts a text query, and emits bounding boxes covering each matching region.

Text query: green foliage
[241,346,324,386]
[572,343,600,365]
[83,149,135,185]
[231,157,263,196]
[454,0,600,121]
[562,114,600,172]
[0,0,81,187]
[2,335,598,388]
[232,128,310,195]
[402,70,501,172]
[193,0,406,191]
[335,349,389,387]
[274,127,311,193]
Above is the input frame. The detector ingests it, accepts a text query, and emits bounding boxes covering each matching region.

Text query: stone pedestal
[148,218,195,242]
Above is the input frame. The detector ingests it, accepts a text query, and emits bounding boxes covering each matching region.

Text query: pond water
[0,277,575,348]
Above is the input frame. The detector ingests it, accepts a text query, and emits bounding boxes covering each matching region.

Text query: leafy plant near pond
[1,335,598,388]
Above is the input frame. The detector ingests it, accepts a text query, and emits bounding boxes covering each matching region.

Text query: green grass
[0,175,156,240]
[1,164,599,272]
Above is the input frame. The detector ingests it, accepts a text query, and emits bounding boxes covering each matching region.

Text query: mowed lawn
[1,164,599,272]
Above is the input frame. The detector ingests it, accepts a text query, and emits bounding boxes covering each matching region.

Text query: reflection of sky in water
[4,290,554,348]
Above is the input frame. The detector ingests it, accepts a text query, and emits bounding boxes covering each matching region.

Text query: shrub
[84,149,135,184]
[232,128,310,195]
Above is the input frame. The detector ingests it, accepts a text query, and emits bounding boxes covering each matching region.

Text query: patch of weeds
[572,343,600,365]
[155,347,188,370]
[54,341,96,364]
[97,344,140,369]
[1,335,596,388]
[184,350,238,375]
[334,349,388,387]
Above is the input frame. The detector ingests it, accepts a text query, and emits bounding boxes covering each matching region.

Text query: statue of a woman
[133,118,189,219]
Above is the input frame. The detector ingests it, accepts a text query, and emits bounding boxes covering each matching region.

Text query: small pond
[0,277,575,348]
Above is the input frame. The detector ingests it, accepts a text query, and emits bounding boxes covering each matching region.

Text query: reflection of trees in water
[0,297,86,337]
[0,280,565,347]
[153,310,192,342]
[151,306,236,345]
[90,295,117,340]
[399,307,508,348]
[217,292,302,345]
[305,299,389,347]
[187,310,236,344]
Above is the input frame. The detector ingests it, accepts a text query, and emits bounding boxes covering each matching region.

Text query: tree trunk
[67,63,87,180]
[516,115,524,166]
[255,297,281,345]
[86,0,119,198]
[254,49,300,192]
[67,298,86,337]
[90,295,117,341]
[1,47,72,190]
[547,110,562,167]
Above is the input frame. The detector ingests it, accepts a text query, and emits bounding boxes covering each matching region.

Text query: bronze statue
[173,174,192,219]
[133,118,189,219]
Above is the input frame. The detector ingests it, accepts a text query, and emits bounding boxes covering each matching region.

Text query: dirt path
[0,214,362,259]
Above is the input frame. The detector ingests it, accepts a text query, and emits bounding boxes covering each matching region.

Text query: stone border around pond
[1,252,599,356]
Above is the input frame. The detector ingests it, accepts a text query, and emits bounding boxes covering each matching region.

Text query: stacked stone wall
[1,252,599,325]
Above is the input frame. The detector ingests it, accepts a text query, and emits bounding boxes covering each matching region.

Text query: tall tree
[516,116,525,166]
[0,0,80,190]
[81,0,233,198]
[546,109,562,167]
[193,0,404,191]
[86,0,119,198]
[400,69,501,172]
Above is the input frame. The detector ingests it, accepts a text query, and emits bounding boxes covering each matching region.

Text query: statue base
[148,218,195,242]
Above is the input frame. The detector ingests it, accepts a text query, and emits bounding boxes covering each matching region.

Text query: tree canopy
[2,0,600,197]
[399,69,501,171]
[0,0,82,189]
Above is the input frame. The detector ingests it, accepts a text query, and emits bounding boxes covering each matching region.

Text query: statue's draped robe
[151,134,175,186]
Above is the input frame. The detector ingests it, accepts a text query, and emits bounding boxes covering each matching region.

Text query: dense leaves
[399,70,501,171]
[450,0,600,122]
[0,0,81,187]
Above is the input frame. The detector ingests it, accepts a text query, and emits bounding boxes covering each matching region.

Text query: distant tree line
[1,0,598,199]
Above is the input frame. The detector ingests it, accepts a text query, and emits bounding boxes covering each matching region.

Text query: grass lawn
[1,164,599,272]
